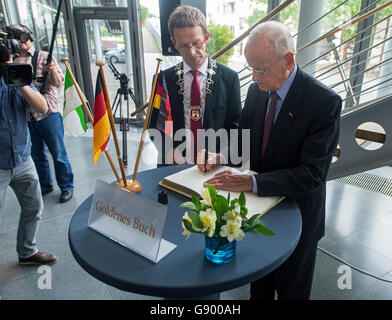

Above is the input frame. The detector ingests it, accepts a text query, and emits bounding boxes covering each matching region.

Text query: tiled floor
[1,127,392,300]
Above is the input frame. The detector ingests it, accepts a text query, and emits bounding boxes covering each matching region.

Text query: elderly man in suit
[154,5,241,166]
[203,21,342,300]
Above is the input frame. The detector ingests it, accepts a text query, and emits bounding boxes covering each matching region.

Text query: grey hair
[248,21,295,57]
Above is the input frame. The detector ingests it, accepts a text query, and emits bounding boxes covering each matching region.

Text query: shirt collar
[272,63,298,101]
[15,47,35,58]
[183,57,209,77]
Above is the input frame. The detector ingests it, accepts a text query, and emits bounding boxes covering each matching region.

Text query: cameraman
[0,45,58,272]
[12,24,74,203]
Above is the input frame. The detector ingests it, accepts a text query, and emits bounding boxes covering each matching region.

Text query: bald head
[246,21,295,58]
[244,21,295,92]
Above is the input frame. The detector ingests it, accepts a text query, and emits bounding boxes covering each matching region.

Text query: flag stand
[61,58,121,183]
[96,61,134,191]
[129,58,163,194]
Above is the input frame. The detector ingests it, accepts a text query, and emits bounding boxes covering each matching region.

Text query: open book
[159,165,284,218]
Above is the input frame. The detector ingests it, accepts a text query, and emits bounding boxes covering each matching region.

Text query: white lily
[181,211,200,239]
[222,210,241,223]
[220,219,245,242]
[200,208,217,237]
[233,202,241,215]
[201,188,212,207]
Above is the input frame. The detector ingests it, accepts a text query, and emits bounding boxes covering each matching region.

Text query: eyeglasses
[244,64,271,76]
[176,39,205,51]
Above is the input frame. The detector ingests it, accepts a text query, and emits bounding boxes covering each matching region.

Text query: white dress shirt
[182,58,209,162]
[182,58,209,128]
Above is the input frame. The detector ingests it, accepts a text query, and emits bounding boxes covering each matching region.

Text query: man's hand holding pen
[196,150,254,192]
[196,149,221,172]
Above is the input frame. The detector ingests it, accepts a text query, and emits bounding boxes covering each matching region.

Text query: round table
[68,165,302,299]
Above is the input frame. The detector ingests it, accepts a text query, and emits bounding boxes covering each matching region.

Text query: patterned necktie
[261,91,278,157]
[190,70,202,162]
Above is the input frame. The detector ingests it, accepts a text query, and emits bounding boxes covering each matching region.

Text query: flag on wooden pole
[93,70,111,164]
[148,71,172,137]
[63,69,87,137]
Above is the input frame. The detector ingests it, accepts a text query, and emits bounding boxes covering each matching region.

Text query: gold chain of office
[175,60,217,120]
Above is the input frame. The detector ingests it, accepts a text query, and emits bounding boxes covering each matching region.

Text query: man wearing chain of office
[154,5,241,166]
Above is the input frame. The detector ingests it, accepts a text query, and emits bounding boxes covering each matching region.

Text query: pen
[204,140,208,173]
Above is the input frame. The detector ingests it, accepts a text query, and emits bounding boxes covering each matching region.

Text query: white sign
[88,179,176,263]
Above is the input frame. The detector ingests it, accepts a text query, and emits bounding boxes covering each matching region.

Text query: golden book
[159,165,284,218]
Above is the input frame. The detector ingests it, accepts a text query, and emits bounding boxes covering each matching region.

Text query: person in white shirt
[154,5,241,166]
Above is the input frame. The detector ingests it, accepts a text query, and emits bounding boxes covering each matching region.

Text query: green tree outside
[247,8,266,28]
[247,0,267,28]
[206,22,235,65]
[140,4,149,25]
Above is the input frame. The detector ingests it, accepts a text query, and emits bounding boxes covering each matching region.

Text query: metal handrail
[211,0,297,59]
[316,40,392,84]
[232,0,392,112]
[336,69,392,96]
[292,0,350,39]
[296,0,392,54]
[302,14,392,71]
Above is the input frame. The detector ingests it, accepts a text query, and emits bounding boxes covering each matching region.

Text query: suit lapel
[261,68,304,167]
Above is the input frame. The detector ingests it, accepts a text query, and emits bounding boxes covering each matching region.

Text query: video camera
[0,26,32,87]
[108,61,129,92]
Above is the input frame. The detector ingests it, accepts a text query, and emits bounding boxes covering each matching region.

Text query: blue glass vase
[205,235,236,264]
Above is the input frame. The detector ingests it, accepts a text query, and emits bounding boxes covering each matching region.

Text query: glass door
[74,6,147,167]
[83,18,141,124]
[74,7,145,124]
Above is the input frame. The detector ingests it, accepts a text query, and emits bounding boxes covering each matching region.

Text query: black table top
[68,165,302,298]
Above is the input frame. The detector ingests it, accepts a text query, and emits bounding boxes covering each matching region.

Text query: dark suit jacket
[241,67,342,245]
[158,59,241,163]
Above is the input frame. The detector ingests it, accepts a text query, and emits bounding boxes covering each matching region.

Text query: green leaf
[214,194,229,216]
[241,207,248,219]
[242,217,269,233]
[239,191,246,207]
[242,223,260,233]
[189,211,203,229]
[182,219,194,232]
[179,202,197,211]
[226,192,230,205]
[247,214,265,225]
[206,184,217,202]
[230,198,239,208]
[255,224,275,236]
[191,194,201,211]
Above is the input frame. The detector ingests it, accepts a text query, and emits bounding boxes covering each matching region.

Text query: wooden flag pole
[96,61,131,190]
[130,102,148,117]
[130,58,163,194]
[61,58,121,183]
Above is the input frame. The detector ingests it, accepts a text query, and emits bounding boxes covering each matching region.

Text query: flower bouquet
[180,184,275,264]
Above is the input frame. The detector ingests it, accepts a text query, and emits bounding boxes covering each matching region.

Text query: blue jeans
[0,157,42,258]
[28,112,74,192]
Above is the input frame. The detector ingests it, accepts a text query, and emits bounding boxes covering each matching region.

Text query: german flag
[93,70,111,164]
[149,71,172,137]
